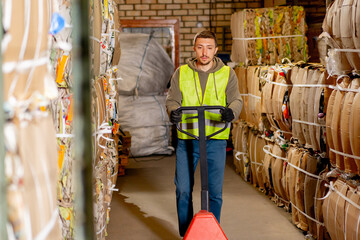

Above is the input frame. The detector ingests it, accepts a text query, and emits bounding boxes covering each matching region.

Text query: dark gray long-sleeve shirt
[166,57,243,120]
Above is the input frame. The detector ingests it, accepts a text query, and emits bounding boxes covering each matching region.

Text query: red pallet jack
[176,106,229,240]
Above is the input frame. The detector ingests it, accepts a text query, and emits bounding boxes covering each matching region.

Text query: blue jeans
[175,139,227,236]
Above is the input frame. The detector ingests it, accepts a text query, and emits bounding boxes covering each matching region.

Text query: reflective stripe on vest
[178,64,230,140]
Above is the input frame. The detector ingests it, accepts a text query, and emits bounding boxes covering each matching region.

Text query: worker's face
[193,38,218,66]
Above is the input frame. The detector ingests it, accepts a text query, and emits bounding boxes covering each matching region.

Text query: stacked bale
[3,0,62,238]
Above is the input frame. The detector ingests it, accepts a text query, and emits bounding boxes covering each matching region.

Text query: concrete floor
[107,153,306,240]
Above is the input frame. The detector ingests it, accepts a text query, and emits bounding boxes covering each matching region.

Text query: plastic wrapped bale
[116,32,175,96]
[117,95,172,157]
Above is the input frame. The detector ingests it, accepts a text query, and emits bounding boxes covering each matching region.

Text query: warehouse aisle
[107,153,305,240]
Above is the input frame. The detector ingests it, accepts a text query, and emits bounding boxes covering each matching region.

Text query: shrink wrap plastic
[116,33,175,96]
[117,95,172,157]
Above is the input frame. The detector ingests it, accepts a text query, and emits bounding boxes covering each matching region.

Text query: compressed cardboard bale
[304,153,319,237]
[326,86,337,167]
[332,0,353,73]
[323,179,348,240]
[341,78,360,173]
[271,144,288,202]
[350,90,360,173]
[291,67,307,144]
[3,0,53,101]
[272,67,292,137]
[312,70,328,152]
[263,143,275,193]
[288,147,302,226]
[18,115,62,239]
[112,2,121,67]
[255,135,267,191]
[314,170,330,240]
[253,68,262,128]
[230,11,247,64]
[232,122,249,178]
[301,68,315,147]
[248,132,258,186]
[246,66,258,125]
[234,66,248,121]
[306,68,321,150]
[295,150,309,231]
[345,187,360,239]
[92,0,102,77]
[331,77,351,170]
[340,0,360,70]
[352,0,360,55]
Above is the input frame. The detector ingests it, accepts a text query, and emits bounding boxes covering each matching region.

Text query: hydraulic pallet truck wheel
[176,106,229,240]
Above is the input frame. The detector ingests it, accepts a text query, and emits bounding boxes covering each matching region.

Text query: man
[166,30,243,237]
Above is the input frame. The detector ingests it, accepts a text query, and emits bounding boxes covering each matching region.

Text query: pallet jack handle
[175,106,229,212]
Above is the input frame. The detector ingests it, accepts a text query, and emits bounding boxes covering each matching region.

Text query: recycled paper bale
[254,134,267,191]
[331,77,351,170]
[350,87,360,173]
[312,70,330,152]
[300,68,315,148]
[230,11,247,65]
[18,116,61,239]
[116,32,175,96]
[272,66,292,138]
[323,179,349,240]
[2,0,55,101]
[234,66,248,121]
[320,1,352,75]
[340,0,360,70]
[340,78,360,173]
[248,132,258,186]
[270,144,288,203]
[345,186,360,239]
[326,85,337,167]
[295,150,308,231]
[246,66,262,128]
[230,6,308,66]
[287,147,302,227]
[314,169,330,240]
[352,0,360,55]
[291,66,307,144]
[304,153,320,237]
[232,122,250,181]
[306,68,322,150]
[263,143,275,194]
[117,95,172,156]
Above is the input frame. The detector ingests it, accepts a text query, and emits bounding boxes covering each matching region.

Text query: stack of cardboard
[320,0,360,75]
[3,0,62,239]
[231,61,360,239]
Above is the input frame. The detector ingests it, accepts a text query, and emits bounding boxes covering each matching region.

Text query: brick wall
[116,0,327,64]
[117,0,262,64]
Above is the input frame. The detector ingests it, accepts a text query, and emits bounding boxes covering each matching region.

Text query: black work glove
[170,109,182,124]
[220,107,234,122]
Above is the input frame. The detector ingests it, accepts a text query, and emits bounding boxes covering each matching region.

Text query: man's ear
[215,47,218,55]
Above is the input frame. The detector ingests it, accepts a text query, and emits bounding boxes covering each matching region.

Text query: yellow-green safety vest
[178,64,230,140]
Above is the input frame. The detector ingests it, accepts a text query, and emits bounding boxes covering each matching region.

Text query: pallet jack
[176,106,229,240]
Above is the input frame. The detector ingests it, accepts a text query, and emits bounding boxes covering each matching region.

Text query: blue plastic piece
[49,13,65,35]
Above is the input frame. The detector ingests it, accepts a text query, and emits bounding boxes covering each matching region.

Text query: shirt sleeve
[166,68,182,116]
[226,67,243,121]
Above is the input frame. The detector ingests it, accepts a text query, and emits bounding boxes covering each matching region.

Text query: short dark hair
[193,30,218,47]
